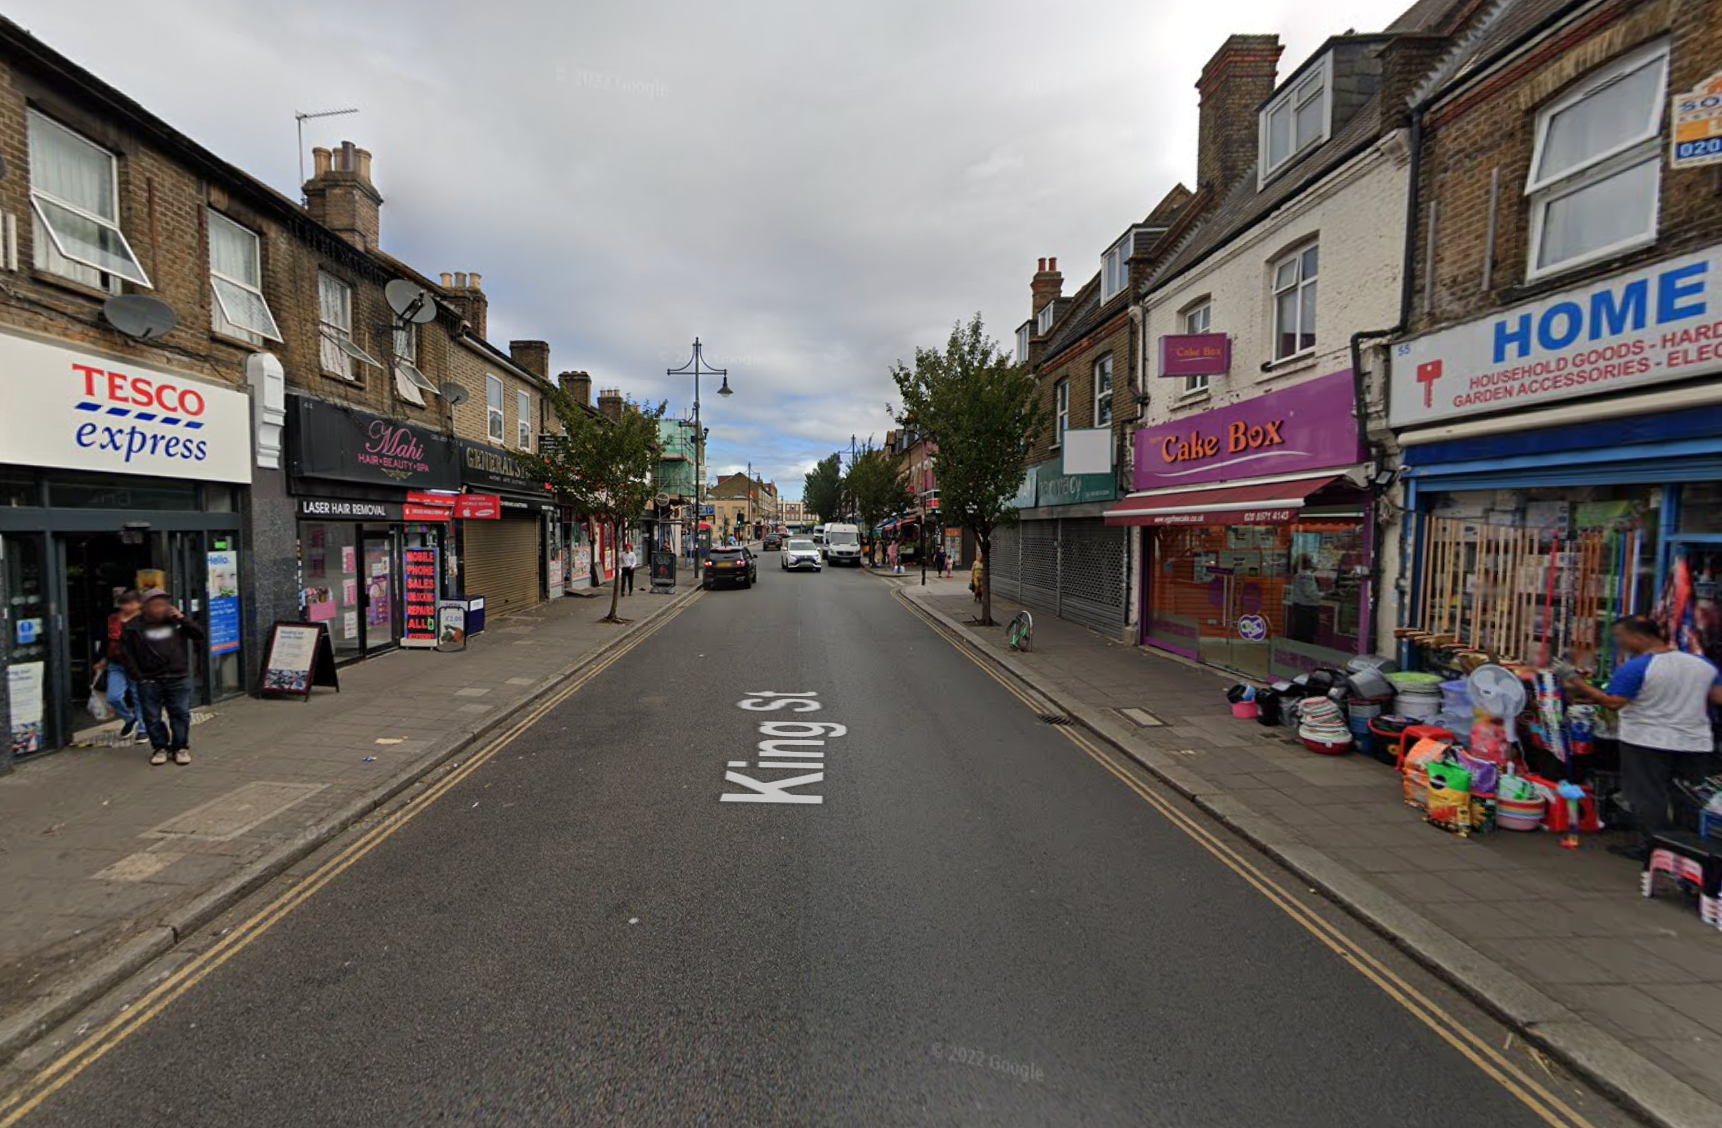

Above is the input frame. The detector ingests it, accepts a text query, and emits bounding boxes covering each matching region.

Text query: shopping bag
[86,679,113,724]
[1426,759,1474,835]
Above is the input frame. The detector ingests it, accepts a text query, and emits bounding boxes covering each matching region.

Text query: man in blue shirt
[1568,615,1722,858]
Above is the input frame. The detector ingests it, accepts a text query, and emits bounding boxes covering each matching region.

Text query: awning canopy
[1103,474,1341,527]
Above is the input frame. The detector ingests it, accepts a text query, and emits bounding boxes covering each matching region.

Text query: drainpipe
[1349,105,1424,658]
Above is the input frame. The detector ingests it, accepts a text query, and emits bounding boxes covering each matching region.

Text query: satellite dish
[102,295,178,340]
[440,382,470,406]
[385,278,438,325]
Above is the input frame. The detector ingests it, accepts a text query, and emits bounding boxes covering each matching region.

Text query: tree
[518,390,666,624]
[803,453,844,525]
[844,447,913,564]
[890,314,1045,625]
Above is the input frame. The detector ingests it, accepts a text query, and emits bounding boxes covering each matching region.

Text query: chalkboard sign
[260,621,340,700]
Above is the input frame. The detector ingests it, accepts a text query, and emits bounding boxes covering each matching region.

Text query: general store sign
[1391,244,1722,427]
[0,331,251,482]
[1133,370,1361,490]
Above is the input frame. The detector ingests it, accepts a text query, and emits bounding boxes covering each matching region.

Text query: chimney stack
[509,340,551,380]
[1195,34,1282,196]
[441,271,488,339]
[558,370,592,408]
[1031,256,1063,319]
[304,140,383,251]
[597,388,623,423]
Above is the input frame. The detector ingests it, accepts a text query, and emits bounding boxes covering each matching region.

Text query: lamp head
[717,376,733,397]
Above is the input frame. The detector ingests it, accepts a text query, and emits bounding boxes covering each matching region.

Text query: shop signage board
[205,548,241,656]
[1010,466,1039,509]
[259,622,340,699]
[1390,244,1722,427]
[457,440,551,497]
[435,601,467,651]
[1673,70,1722,170]
[455,494,502,519]
[288,396,458,490]
[402,547,439,647]
[1158,333,1231,378]
[297,498,402,521]
[1033,456,1117,506]
[401,504,452,522]
[0,330,252,483]
[1133,370,1362,490]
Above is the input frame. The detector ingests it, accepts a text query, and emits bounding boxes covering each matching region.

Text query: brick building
[708,471,777,542]
[1389,0,1722,694]
[0,17,597,765]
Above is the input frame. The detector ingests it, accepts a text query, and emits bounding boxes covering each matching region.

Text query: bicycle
[1007,609,1033,652]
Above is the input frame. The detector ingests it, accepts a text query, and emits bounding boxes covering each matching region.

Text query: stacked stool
[1642,830,1722,931]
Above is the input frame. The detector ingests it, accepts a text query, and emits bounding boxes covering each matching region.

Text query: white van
[812,524,826,547]
[823,522,862,565]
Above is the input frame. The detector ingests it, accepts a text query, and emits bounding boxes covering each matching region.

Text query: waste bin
[463,595,486,637]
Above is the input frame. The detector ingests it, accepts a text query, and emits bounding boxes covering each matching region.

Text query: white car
[781,538,822,571]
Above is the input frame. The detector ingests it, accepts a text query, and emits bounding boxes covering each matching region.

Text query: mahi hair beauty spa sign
[287,395,458,490]
[0,330,252,483]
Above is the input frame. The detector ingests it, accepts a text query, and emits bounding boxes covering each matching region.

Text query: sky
[12,0,1413,499]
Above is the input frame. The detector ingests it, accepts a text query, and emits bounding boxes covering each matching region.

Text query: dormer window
[1101,238,1129,302]
[1036,302,1057,336]
[1260,57,1331,181]
[1016,322,1030,362]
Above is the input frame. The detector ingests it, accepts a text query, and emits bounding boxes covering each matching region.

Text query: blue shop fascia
[1390,244,1722,673]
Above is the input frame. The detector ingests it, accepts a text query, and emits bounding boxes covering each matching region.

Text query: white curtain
[29,113,113,218]
[208,213,258,285]
[1538,60,1662,180]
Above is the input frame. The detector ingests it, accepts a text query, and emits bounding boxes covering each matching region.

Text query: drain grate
[1038,714,1072,726]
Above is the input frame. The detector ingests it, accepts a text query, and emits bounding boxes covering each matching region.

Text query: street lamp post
[668,338,731,569]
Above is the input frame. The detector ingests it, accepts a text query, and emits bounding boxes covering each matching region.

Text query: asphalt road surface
[5,561,1639,1127]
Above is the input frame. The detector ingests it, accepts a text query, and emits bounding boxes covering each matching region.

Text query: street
[1,564,1636,1127]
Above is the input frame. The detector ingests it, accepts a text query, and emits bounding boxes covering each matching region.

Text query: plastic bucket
[1302,736,1352,756]
[1231,700,1258,720]
[1497,794,1544,831]
[1394,688,1443,721]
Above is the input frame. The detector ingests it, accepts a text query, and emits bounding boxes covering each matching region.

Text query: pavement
[0,561,1641,1126]
[0,568,697,1069]
[887,571,1722,1128]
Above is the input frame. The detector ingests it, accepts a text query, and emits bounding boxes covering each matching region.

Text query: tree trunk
[605,517,624,622]
[976,526,993,627]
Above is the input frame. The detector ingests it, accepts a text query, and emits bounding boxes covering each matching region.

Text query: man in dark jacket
[120,588,205,766]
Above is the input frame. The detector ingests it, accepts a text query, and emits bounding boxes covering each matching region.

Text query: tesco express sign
[1390,243,1722,428]
[0,331,251,482]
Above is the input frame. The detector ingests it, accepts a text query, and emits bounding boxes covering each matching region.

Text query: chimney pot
[441,272,454,287]
[355,147,373,182]
[453,272,467,289]
[1037,257,1047,272]
[1048,257,1057,271]
[312,146,332,177]
[468,272,481,290]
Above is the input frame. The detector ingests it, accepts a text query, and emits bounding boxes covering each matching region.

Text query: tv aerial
[439,382,470,406]
[385,279,439,325]
[102,295,178,341]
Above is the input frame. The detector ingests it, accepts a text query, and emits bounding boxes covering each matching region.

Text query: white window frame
[1101,238,1129,302]
[1093,354,1113,425]
[1259,58,1332,183]
[1054,378,1069,447]
[1037,302,1057,336]
[207,211,282,344]
[26,110,151,289]
[1016,323,1030,362]
[1183,302,1213,394]
[317,272,372,381]
[1524,41,1669,281]
[517,389,532,449]
[487,374,505,442]
[1270,244,1319,362]
[390,323,437,406]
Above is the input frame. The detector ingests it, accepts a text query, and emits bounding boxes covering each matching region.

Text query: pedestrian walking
[1567,615,1722,858]
[120,588,205,766]
[96,590,146,743]
[621,543,638,596]
[888,541,901,574]
[970,557,986,603]
[934,546,949,579]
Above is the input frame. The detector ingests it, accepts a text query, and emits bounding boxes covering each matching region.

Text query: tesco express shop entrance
[2,331,251,764]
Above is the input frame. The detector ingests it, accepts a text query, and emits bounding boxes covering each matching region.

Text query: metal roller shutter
[1019,519,1059,611]
[989,525,1022,601]
[463,513,540,616]
[1057,517,1128,635]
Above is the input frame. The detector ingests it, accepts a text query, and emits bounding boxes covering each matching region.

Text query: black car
[702,546,757,589]
[762,532,783,551]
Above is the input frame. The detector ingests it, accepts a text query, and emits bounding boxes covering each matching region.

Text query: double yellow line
[0,594,699,1127]
[894,590,1598,1128]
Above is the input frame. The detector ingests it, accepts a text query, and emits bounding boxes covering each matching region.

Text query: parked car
[823,522,863,566]
[781,538,821,572]
[702,546,757,589]
[762,531,783,551]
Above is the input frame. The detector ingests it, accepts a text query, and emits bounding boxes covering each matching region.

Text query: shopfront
[1391,245,1722,671]
[1108,371,1371,679]
[989,457,1127,635]
[286,396,458,663]
[1,330,252,761]
[455,440,549,616]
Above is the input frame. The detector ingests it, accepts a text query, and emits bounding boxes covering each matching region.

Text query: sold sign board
[0,330,251,482]
[1673,69,1722,170]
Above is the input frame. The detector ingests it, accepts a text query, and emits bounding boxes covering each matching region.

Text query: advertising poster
[341,546,357,573]
[402,547,439,647]
[206,549,241,656]
[8,661,44,755]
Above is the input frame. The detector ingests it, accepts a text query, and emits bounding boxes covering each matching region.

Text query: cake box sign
[1133,371,1362,490]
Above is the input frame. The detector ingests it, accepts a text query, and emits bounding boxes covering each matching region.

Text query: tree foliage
[803,453,844,525]
[845,447,913,548]
[517,389,666,623]
[890,314,1045,625]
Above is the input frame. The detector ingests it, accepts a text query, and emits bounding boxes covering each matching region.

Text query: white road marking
[723,694,843,804]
